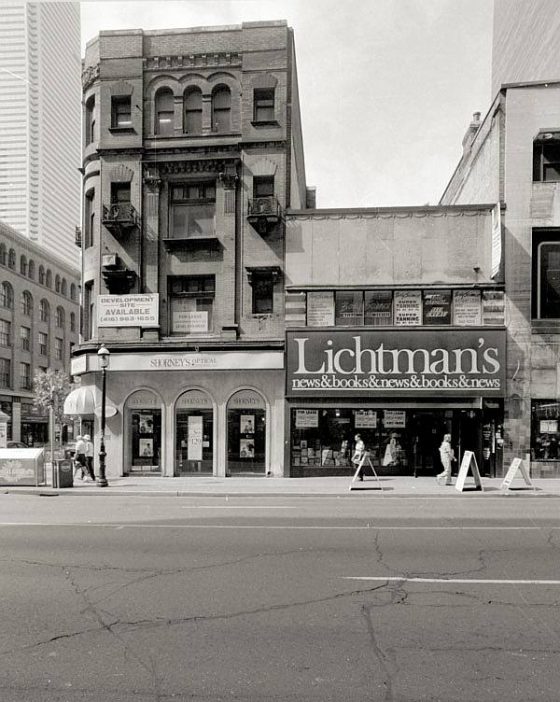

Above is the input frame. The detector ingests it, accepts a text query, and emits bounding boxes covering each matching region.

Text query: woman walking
[436,433,456,485]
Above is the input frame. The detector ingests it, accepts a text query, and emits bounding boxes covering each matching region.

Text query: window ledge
[251,120,280,128]
[108,126,136,134]
[531,319,560,334]
[162,236,221,249]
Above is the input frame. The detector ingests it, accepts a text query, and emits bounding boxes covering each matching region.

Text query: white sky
[80,0,493,208]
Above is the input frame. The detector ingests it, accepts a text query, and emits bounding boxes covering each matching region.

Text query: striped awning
[63,387,95,416]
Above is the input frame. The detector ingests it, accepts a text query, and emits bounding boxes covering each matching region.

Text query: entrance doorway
[227,390,266,476]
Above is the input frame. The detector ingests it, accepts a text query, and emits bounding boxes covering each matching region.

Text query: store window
[533,231,560,319]
[532,400,560,460]
[227,390,266,475]
[169,182,216,239]
[175,390,213,475]
[168,275,215,335]
[125,390,162,474]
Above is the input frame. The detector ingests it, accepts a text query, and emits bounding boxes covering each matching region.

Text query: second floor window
[0,320,11,347]
[155,88,174,135]
[0,358,10,388]
[253,88,275,123]
[111,95,132,128]
[19,362,31,390]
[39,331,48,356]
[168,275,215,335]
[169,182,216,239]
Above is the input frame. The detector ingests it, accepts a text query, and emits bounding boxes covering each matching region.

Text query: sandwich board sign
[349,452,383,491]
[500,457,534,490]
[455,450,483,492]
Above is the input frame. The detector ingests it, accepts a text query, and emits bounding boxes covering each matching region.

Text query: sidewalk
[2,474,559,497]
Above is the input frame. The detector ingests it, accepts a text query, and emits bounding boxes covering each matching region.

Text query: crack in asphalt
[362,602,396,702]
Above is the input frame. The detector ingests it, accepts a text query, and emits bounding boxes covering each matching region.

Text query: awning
[64,387,96,416]
[94,403,118,418]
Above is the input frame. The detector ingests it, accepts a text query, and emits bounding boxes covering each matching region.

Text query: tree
[33,369,73,448]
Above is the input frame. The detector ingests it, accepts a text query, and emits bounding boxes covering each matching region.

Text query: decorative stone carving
[111,165,134,183]
[82,63,100,90]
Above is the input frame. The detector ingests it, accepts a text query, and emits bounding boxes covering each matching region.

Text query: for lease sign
[97,294,159,327]
[286,329,506,397]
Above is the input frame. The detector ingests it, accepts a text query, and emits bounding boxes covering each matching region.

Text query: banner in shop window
[453,291,481,326]
[286,329,506,397]
[307,292,334,327]
[187,416,203,461]
[354,410,377,428]
[423,291,451,325]
[364,291,393,326]
[394,291,422,326]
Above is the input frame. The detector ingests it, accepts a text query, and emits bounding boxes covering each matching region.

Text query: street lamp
[97,345,110,487]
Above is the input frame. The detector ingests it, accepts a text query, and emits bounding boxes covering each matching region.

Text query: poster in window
[187,415,203,461]
[139,438,153,458]
[171,298,208,333]
[239,439,255,458]
[394,291,422,326]
[335,292,363,326]
[482,291,505,326]
[453,290,481,326]
[295,409,319,428]
[139,414,153,434]
[355,410,377,429]
[364,291,392,326]
[423,290,451,325]
[307,292,335,327]
[540,420,558,434]
[383,410,406,428]
[240,414,255,434]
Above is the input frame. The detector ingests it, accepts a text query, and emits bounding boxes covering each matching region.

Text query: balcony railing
[247,196,281,235]
[102,202,140,235]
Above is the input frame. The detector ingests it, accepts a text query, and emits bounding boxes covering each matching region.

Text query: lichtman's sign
[286,329,505,397]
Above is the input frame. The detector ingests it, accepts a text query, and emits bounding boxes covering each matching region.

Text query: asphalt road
[1,493,560,702]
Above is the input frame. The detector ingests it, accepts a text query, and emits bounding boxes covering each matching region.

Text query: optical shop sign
[286,329,506,397]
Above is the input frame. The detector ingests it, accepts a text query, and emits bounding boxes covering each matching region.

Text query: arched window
[85,95,95,145]
[61,278,67,296]
[20,255,27,276]
[21,291,32,316]
[0,245,6,266]
[40,298,50,323]
[8,249,16,269]
[183,87,202,134]
[46,270,52,288]
[211,85,231,133]
[155,88,174,136]
[56,306,65,328]
[1,282,13,309]
[55,274,61,293]
[70,283,77,301]
[28,260,35,279]
[70,311,76,332]
[38,266,45,285]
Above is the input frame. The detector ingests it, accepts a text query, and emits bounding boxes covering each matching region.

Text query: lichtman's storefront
[285,329,506,478]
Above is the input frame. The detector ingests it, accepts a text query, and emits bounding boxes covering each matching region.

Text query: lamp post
[97,345,109,487]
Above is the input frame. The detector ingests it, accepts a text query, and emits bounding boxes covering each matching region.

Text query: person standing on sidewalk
[436,433,456,485]
[351,433,366,481]
[83,434,96,481]
[74,435,87,480]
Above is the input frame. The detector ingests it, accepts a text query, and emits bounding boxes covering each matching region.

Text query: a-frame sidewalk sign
[349,451,383,491]
[455,450,484,492]
[500,456,535,491]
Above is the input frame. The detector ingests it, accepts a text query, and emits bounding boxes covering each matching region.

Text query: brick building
[73,21,309,477]
[0,220,80,445]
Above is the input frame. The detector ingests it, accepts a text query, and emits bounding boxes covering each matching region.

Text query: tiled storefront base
[531,461,560,478]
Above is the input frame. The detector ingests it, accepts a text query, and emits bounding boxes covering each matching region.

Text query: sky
[80,0,494,208]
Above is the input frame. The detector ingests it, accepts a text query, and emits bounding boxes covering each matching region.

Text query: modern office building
[0,2,81,267]
[72,22,309,477]
[0,220,80,445]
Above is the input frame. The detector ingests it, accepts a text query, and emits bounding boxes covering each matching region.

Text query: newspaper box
[0,448,45,486]
[52,459,73,488]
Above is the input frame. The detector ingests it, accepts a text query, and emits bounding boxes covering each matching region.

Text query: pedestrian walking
[83,434,95,481]
[351,433,366,481]
[436,433,456,485]
[74,435,87,479]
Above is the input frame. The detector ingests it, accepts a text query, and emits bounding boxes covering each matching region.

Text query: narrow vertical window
[155,88,174,136]
[184,87,202,134]
[211,86,231,133]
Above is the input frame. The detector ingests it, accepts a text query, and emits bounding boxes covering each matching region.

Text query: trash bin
[52,459,73,488]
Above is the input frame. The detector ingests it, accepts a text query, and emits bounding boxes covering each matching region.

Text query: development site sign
[286,329,506,397]
[97,294,159,328]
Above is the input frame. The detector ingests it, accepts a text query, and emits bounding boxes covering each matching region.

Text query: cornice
[144,52,242,72]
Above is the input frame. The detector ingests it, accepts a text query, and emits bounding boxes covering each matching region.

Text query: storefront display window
[532,400,560,460]
[175,390,213,475]
[227,390,266,475]
[125,390,162,474]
